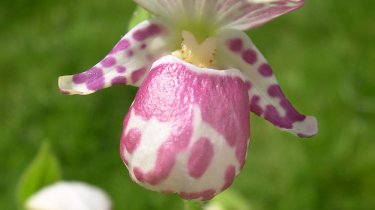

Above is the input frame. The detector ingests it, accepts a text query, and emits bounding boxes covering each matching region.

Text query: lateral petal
[217,29,317,137]
[58,19,177,95]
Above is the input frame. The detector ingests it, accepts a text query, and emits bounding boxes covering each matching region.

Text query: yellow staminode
[173,31,217,68]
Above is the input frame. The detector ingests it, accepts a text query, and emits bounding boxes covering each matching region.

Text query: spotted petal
[120,55,250,200]
[134,0,304,31]
[217,29,317,137]
[59,19,177,95]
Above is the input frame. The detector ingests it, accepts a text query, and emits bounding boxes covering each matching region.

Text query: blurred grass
[0,0,374,209]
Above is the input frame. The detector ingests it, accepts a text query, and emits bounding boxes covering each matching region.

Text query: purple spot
[131,68,147,83]
[133,167,144,182]
[228,38,243,53]
[259,63,273,77]
[111,76,127,85]
[116,66,126,73]
[120,113,131,163]
[268,84,283,98]
[72,67,104,90]
[179,189,216,201]
[179,192,201,200]
[124,128,141,154]
[250,95,263,115]
[140,43,147,50]
[72,72,88,84]
[222,165,236,191]
[87,77,104,91]
[111,39,130,53]
[101,56,116,67]
[133,24,162,41]
[146,54,155,62]
[127,50,134,57]
[264,105,291,128]
[242,49,257,65]
[201,189,216,201]
[188,138,214,178]
[264,85,306,129]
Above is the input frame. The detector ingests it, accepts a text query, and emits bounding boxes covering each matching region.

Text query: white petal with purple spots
[59,18,178,95]
[217,29,317,137]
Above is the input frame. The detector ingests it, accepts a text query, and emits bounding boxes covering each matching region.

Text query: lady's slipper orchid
[59,0,317,201]
[25,181,112,210]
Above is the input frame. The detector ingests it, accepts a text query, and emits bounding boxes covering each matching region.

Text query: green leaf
[16,142,61,209]
[128,6,152,30]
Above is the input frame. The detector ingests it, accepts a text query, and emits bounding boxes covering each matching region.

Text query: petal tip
[58,75,89,95]
[296,116,318,138]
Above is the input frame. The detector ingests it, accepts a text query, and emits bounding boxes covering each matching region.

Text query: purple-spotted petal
[217,29,317,137]
[134,0,304,31]
[58,19,177,95]
[120,55,250,200]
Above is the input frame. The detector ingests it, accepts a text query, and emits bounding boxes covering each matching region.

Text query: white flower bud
[26,181,111,210]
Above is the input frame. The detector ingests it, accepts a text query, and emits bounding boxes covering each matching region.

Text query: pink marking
[179,189,216,201]
[72,66,102,84]
[138,119,193,186]
[222,165,236,191]
[179,192,201,200]
[101,56,116,67]
[111,76,127,85]
[264,84,306,129]
[86,77,104,91]
[131,68,147,83]
[120,113,131,163]
[127,50,134,57]
[119,137,126,162]
[133,167,144,182]
[140,43,147,50]
[242,49,257,65]
[201,189,216,201]
[123,128,142,154]
[111,39,130,53]
[228,38,243,53]
[133,24,162,41]
[188,138,214,178]
[116,66,126,73]
[122,57,250,185]
[147,54,155,62]
[258,63,273,77]
[250,95,263,115]
[73,67,104,91]
[268,84,283,97]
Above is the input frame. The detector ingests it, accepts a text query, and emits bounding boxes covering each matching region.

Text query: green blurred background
[1,0,374,209]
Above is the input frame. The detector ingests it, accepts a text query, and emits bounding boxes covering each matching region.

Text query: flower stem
[184,200,205,210]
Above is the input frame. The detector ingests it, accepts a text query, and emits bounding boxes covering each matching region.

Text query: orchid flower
[25,181,112,210]
[58,0,317,201]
